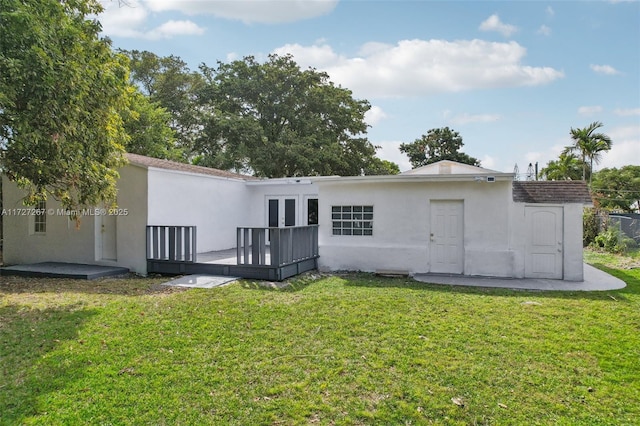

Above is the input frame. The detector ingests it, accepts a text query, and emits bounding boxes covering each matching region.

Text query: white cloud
[98,1,205,39]
[273,39,564,99]
[578,105,603,116]
[144,0,338,24]
[537,25,552,36]
[481,154,497,170]
[364,106,388,126]
[449,113,502,125]
[98,0,149,38]
[146,20,205,39]
[479,14,518,38]
[614,108,640,116]
[546,6,555,17]
[590,64,621,75]
[599,125,640,169]
[375,140,412,172]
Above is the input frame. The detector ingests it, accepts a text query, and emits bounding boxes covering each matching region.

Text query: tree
[123,50,206,160]
[566,121,612,182]
[195,54,378,177]
[120,89,181,160]
[399,127,480,169]
[539,152,585,181]
[363,158,401,175]
[591,166,640,213]
[0,0,129,210]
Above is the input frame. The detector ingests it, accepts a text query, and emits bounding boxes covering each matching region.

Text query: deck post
[236,227,242,265]
[243,228,250,264]
[270,228,281,266]
[259,228,266,264]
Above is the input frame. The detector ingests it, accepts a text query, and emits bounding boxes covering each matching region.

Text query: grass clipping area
[1,251,639,425]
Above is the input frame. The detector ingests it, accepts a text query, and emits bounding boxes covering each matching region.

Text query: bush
[591,224,637,254]
[583,208,599,247]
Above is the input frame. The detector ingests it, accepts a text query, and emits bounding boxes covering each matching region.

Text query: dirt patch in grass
[0,274,182,296]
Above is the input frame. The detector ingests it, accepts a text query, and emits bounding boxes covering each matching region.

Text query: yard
[1,249,639,425]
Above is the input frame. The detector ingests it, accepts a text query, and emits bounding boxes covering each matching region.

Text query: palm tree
[566,121,612,182]
[539,152,584,181]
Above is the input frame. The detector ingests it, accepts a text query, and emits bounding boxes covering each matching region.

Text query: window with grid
[332,205,373,236]
[34,200,46,234]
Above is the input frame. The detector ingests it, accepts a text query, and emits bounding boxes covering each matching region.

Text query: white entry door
[97,213,117,261]
[430,200,464,274]
[525,207,563,279]
[267,196,297,228]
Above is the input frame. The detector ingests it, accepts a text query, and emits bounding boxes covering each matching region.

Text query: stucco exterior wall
[509,202,585,281]
[316,179,514,276]
[2,176,97,266]
[109,164,148,274]
[562,204,585,281]
[2,166,149,274]
[245,180,319,227]
[146,168,250,253]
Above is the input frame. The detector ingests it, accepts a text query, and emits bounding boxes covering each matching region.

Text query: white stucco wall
[146,168,250,253]
[245,179,319,227]
[316,179,515,277]
[108,164,149,274]
[2,166,150,274]
[2,176,98,266]
[509,202,585,281]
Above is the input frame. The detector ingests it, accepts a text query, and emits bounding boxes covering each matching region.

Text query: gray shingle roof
[512,181,592,204]
[125,153,255,180]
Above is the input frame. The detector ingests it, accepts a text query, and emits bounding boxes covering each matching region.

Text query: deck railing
[237,225,319,267]
[146,225,197,263]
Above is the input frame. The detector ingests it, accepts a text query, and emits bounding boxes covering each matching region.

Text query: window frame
[331,205,373,236]
[32,200,47,235]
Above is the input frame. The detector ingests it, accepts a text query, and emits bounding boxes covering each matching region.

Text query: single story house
[2,155,592,281]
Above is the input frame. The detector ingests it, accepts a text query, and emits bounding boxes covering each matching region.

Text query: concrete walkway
[161,274,239,289]
[413,264,626,291]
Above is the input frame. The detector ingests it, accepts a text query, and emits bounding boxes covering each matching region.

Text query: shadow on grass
[588,264,639,296]
[0,275,174,296]
[0,304,97,424]
[237,266,638,302]
[339,270,639,302]
[240,272,321,293]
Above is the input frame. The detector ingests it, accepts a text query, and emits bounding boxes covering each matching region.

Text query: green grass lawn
[1,250,639,425]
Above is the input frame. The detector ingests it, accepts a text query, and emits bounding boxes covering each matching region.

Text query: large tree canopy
[0,0,129,209]
[591,166,640,213]
[123,50,203,159]
[120,89,180,161]
[195,54,379,177]
[399,127,480,169]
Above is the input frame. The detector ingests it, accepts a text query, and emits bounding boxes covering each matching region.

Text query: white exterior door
[267,196,297,228]
[430,200,464,274]
[525,206,563,279]
[97,213,117,261]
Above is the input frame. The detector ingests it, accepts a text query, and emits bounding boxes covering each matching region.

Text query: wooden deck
[146,225,318,281]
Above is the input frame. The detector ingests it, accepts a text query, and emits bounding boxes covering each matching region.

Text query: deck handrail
[146,225,197,263]
[236,225,319,267]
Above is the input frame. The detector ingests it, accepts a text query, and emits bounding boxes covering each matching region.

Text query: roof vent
[439,163,451,174]
[487,176,496,183]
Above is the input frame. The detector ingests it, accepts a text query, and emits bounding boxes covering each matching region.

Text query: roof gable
[512,181,592,204]
[125,153,255,180]
[401,160,501,175]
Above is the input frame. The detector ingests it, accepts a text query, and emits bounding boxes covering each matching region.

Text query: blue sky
[98,0,640,173]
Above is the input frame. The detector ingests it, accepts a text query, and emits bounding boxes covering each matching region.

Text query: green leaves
[591,166,640,213]
[566,121,613,182]
[1,0,128,210]
[196,54,378,177]
[399,127,481,168]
